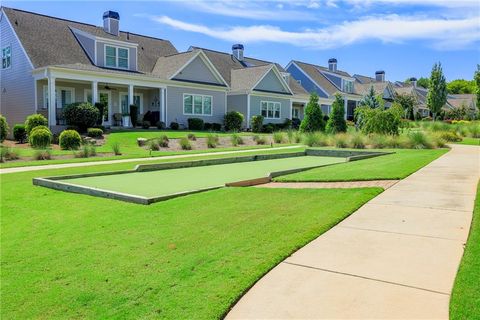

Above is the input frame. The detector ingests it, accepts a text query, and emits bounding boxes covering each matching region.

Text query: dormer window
[344,80,353,93]
[105,45,128,69]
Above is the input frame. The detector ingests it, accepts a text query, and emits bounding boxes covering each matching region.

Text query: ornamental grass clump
[333,133,348,148]
[148,139,160,151]
[75,145,96,158]
[349,132,366,149]
[408,131,433,149]
[431,134,447,148]
[253,135,267,145]
[187,133,197,141]
[273,131,285,144]
[33,149,51,160]
[303,132,328,147]
[206,134,219,148]
[370,134,389,149]
[230,133,243,146]
[0,147,19,162]
[111,141,121,155]
[180,137,192,150]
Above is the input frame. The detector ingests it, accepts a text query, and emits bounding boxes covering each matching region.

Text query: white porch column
[289,99,293,119]
[34,79,38,111]
[92,80,98,104]
[246,94,251,129]
[128,84,134,107]
[160,88,166,123]
[48,76,56,127]
[344,96,348,120]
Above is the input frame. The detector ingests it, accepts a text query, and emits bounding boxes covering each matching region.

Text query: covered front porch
[33,68,167,131]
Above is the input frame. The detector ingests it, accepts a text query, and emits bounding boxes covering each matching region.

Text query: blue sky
[5,0,479,81]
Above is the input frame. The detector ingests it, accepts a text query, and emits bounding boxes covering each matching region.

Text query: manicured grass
[275,148,449,182]
[1,161,381,319]
[63,156,345,197]
[450,182,480,320]
[456,137,480,146]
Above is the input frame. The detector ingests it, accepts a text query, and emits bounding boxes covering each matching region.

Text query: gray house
[0,7,229,131]
[190,45,309,128]
[286,59,362,120]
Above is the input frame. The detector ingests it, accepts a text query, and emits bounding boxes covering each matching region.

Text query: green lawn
[62,156,345,198]
[450,182,480,320]
[456,137,480,146]
[1,159,381,319]
[275,148,449,182]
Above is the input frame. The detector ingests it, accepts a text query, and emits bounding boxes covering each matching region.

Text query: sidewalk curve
[227,144,480,319]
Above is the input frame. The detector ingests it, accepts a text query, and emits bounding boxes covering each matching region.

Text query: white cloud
[152,14,480,50]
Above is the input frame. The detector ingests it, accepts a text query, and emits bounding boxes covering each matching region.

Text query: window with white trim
[261,101,281,119]
[105,45,129,69]
[2,46,11,69]
[292,107,300,119]
[183,94,212,115]
[43,86,74,109]
[343,80,354,93]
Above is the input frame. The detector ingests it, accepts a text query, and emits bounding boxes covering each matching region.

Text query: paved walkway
[256,180,399,190]
[0,146,300,174]
[227,144,480,319]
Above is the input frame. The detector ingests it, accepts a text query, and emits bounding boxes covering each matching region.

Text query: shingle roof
[151,51,197,79]
[291,60,339,96]
[447,94,477,110]
[230,65,273,92]
[353,74,376,84]
[2,7,177,72]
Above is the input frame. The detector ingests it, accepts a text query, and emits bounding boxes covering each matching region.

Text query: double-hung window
[2,46,11,69]
[344,80,353,93]
[105,45,128,69]
[183,94,212,116]
[261,101,281,119]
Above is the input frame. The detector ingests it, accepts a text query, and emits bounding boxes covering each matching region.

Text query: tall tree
[300,92,325,132]
[358,86,383,109]
[326,94,347,134]
[475,65,480,113]
[394,93,416,120]
[447,79,476,94]
[427,62,447,121]
[416,77,430,89]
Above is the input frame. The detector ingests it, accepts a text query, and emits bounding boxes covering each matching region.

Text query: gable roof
[289,60,339,96]
[447,94,477,110]
[230,64,292,95]
[355,82,394,99]
[152,49,228,86]
[2,7,177,73]
[353,74,376,84]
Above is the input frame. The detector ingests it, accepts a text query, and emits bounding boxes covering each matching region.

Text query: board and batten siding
[249,95,291,124]
[0,10,35,132]
[166,85,226,127]
[173,56,221,85]
[254,69,289,94]
[227,94,248,128]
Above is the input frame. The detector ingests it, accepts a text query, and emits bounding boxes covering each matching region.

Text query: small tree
[326,94,347,134]
[427,62,447,121]
[300,92,325,132]
[474,65,480,114]
[394,93,416,120]
[358,86,383,109]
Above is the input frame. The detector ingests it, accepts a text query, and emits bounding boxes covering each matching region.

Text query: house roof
[447,94,477,110]
[230,65,274,92]
[353,74,376,84]
[290,60,340,96]
[354,82,390,96]
[2,7,177,73]
[152,51,198,80]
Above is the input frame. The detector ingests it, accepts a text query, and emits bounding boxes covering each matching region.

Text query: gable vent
[103,11,120,36]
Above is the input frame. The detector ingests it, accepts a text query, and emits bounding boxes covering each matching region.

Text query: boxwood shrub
[0,115,9,142]
[59,130,82,150]
[224,111,244,131]
[170,122,179,130]
[25,114,47,135]
[188,118,204,130]
[13,124,27,143]
[29,127,52,149]
[64,102,100,132]
[87,128,103,138]
[251,115,264,133]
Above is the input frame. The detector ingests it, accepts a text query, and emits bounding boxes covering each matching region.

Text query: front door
[99,91,112,126]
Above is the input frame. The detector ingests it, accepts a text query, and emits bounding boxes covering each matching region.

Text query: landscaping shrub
[349,133,366,149]
[29,127,52,149]
[30,125,49,134]
[59,130,82,150]
[253,135,267,145]
[187,133,196,141]
[170,122,179,130]
[431,134,447,148]
[211,123,222,131]
[180,137,192,150]
[300,93,325,132]
[206,134,219,148]
[75,145,96,158]
[33,149,51,161]
[408,131,433,149]
[0,147,19,162]
[94,102,105,125]
[230,133,243,146]
[129,105,139,128]
[355,105,401,135]
[293,131,303,143]
[326,94,347,134]
[111,141,121,155]
[188,118,204,130]
[64,102,100,132]
[262,123,275,133]
[333,133,348,148]
[24,114,47,135]
[251,115,264,133]
[291,118,301,130]
[467,123,480,138]
[437,130,461,142]
[141,121,151,129]
[87,128,103,138]
[0,115,8,142]
[286,130,295,143]
[204,123,212,131]
[13,124,27,143]
[148,139,160,151]
[303,132,328,147]
[158,135,169,147]
[273,131,285,144]
[224,111,244,131]
[156,121,166,130]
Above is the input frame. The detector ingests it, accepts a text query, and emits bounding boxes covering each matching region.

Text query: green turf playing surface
[63,156,345,197]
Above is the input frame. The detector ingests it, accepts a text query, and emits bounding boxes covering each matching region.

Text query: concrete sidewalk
[0,145,300,174]
[227,144,480,319]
